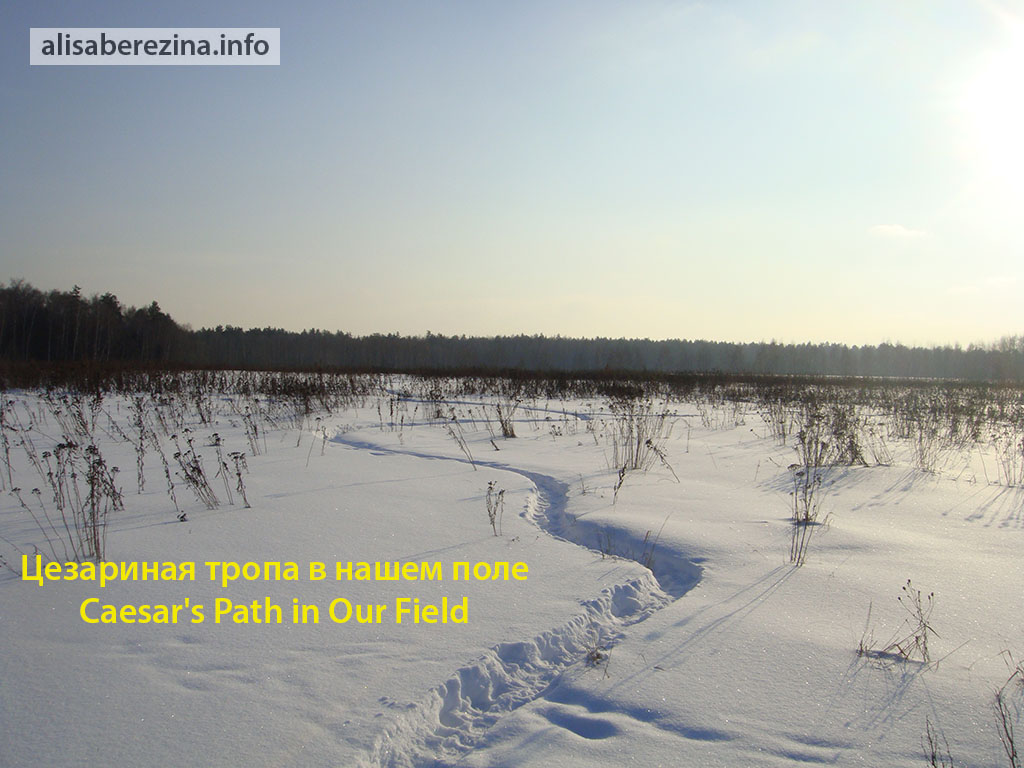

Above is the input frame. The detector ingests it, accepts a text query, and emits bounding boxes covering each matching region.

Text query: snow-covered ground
[1,383,1022,767]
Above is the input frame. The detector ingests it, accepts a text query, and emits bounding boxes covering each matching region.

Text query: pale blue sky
[2,1,1021,346]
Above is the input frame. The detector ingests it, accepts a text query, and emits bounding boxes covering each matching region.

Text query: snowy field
[1,374,1022,767]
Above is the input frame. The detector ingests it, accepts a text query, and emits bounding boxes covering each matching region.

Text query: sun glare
[957,22,1024,204]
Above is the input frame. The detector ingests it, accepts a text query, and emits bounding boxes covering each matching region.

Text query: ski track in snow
[334,434,703,768]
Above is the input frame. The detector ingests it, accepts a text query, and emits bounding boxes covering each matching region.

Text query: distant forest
[2,279,1023,380]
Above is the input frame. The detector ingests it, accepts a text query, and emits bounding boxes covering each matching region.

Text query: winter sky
[2,1,1022,346]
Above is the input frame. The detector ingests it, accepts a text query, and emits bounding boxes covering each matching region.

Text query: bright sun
[957,21,1024,204]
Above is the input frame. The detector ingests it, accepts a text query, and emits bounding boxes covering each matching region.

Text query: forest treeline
[2,279,1023,380]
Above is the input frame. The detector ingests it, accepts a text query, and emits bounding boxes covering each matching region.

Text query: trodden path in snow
[334,434,702,768]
